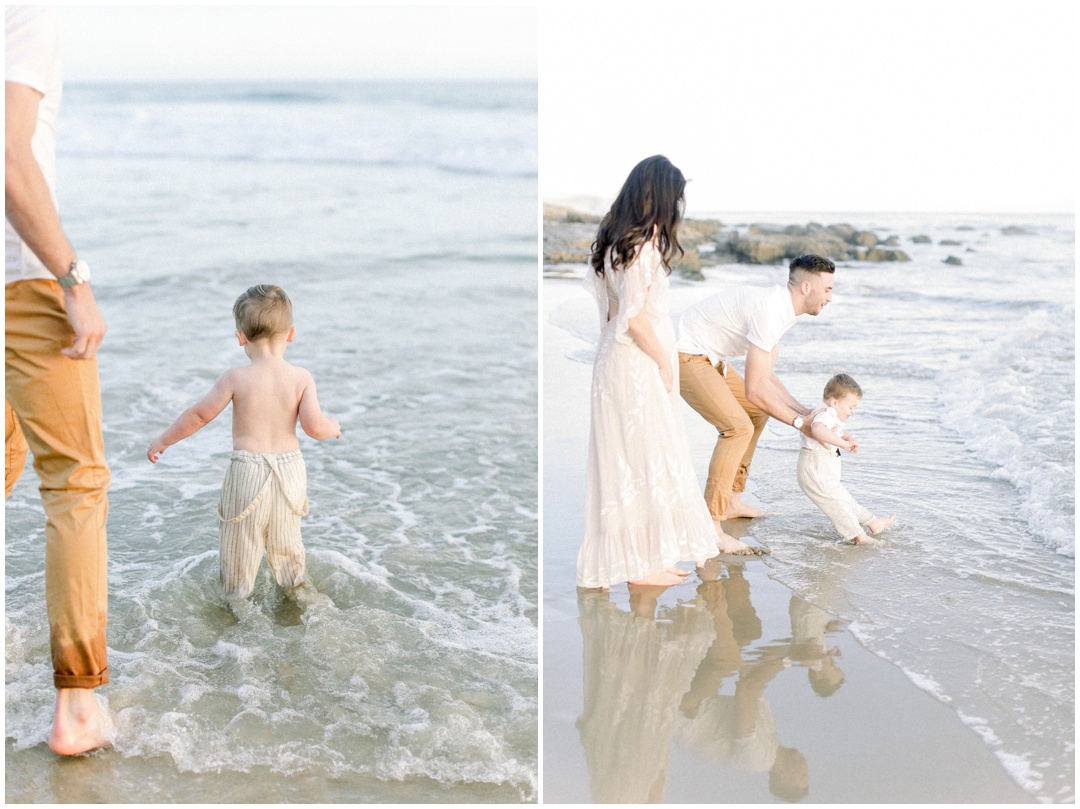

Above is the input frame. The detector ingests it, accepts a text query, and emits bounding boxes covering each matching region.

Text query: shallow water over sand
[543,211,1073,803]
[6,81,537,802]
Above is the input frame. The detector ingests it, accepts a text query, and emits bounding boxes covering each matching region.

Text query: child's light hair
[233,284,293,341]
[823,373,862,401]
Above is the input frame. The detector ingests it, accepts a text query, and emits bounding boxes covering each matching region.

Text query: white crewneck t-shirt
[5,5,63,285]
[676,285,798,365]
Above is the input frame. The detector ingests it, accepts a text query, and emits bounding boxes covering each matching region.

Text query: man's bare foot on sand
[849,533,883,546]
[714,521,768,556]
[630,569,685,587]
[722,493,765,520]
[49,688,112,756]
[867,514,897,535]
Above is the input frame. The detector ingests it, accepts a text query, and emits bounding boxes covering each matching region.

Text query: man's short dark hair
[788,254,835,281]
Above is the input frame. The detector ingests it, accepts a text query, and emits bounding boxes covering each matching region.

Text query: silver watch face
[60,260,90,288]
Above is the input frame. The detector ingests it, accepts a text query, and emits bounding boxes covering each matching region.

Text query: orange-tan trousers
[5,279,110,689]
[677,352,769,519]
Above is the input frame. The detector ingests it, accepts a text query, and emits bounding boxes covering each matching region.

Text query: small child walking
[797,373,895,545]
[148,284,340,597]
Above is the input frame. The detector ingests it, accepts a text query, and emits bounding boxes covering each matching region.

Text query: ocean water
[5,81,537,802]
[548,211,1073,803]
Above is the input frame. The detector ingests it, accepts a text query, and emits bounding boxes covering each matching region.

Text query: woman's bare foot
[867,514,897,535]
[850,533,882,546]
[667,566,691,577]
[629,569,685,587]
[49,688,112,756]
[722,493,766,520]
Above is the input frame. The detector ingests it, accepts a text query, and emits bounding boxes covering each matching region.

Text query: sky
[56,4,538,82]
[541,2,1077,214]
[44,3,1076,213]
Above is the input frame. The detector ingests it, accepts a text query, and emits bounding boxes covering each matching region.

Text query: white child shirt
[800,404,844,455]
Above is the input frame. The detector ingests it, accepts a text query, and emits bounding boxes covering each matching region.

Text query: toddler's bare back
[229,357,313,453]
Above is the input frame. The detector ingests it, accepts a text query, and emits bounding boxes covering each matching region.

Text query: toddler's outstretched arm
[811,422,855,453]
[147,372,235,463]
[298,372,341,440]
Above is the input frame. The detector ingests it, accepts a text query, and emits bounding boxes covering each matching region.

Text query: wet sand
[541,277,1034,803]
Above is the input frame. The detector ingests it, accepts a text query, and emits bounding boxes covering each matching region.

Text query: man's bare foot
[629,569,684,587]
[849,533,882,546]
[867,514,897,535]
[667,566,691,577]
[722,493,766,520]
[49,688,112,756]
[713,521,767,555]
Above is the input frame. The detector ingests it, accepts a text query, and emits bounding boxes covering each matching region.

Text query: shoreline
[541,276,1035,803]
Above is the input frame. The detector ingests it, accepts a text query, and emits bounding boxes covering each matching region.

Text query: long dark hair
[590,155,685,278]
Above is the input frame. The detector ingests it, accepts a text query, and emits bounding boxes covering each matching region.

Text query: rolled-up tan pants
[6,279,110,689]
[678,353,769,519]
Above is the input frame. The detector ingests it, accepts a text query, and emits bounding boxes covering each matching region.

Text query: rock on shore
[544,204,911,280]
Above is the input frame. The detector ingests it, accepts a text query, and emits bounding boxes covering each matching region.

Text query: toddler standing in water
[148,285,340,597]
[797,374,895,545]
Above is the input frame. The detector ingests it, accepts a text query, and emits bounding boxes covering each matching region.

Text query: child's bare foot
[629,569,685,587]
[849,533,882,546]
[867,514,897,535]
[48,688,112,756]
[723,493,766,520]
[667,566,691,577]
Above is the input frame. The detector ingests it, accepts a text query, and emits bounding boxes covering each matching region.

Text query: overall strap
[265,453,309,517]
[218,467,274,525]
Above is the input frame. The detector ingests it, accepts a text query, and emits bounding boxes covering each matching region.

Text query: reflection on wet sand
[576,550,846,803]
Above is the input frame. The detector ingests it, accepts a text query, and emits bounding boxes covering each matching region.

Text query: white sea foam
[938,305,1074,557]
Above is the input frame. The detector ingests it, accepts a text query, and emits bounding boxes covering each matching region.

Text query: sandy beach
[542,274,1038,803]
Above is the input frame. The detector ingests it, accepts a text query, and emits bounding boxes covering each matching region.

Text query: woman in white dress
[578,156,720,589]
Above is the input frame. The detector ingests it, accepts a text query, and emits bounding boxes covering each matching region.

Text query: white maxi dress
[578,241,717,588]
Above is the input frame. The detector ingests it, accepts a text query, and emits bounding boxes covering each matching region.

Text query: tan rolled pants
[5,279,110,689]
[678,352,769,519]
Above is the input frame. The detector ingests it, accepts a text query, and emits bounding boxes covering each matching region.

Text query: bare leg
[722,491,766,520]
[867,513,897,535]
[49,687,111,756]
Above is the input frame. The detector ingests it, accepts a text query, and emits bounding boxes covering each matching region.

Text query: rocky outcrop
[542,204,598,265]
[543,205,913,277]
[944,255,963,265]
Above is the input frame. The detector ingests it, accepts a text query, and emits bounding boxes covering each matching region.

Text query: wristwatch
[792,414,805,430]
[58,259,91,288]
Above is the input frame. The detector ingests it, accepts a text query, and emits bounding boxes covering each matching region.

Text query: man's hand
[60,285,107,359]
